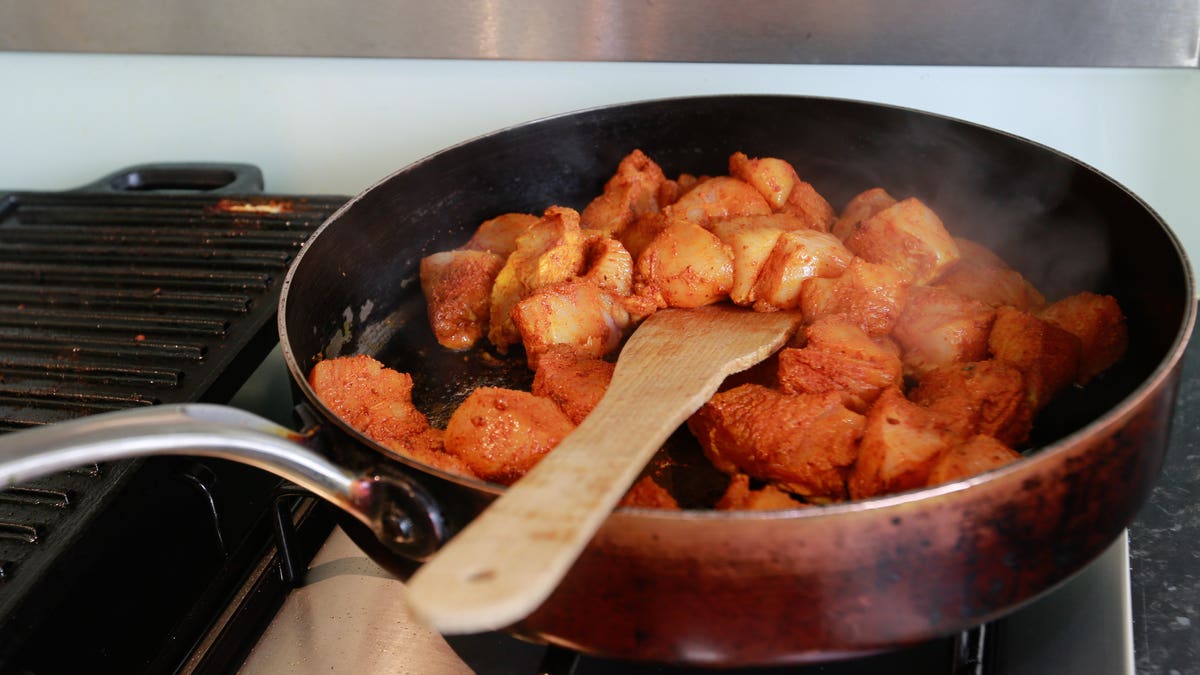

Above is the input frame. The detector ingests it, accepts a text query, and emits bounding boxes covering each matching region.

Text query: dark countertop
[1130,325,1200,674]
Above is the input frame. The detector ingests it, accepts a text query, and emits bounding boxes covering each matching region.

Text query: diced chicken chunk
[752,229,853,311]
[910,360,1033,446]
[847,387,960,500]
[442,387,576,484]
[831,188,897,241]
[513,280,630,368]
[688,384,866,501]
[619,475,681,509]
[666,176,772,226]
[936,238,1045,311]
[530,345,614,424]
[845,197,960,284]
[580,149,667,238]
[777,317,903,412]
[709,214,815,306]
[1038,291,1127,384]
[634,221,734,308]
[461,212,539,258]
[308,355,476,477]
[488,206,586,350]
[728,152,836,230]
[988,306,1081,411]
[579,233,634,296]
[891,285,996,377]
[800,257,912,336]
[419,249,505,351]
[715,474,807,511]
[926,435,1022,487]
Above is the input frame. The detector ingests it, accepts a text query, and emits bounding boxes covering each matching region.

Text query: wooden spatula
[405,303,802,634]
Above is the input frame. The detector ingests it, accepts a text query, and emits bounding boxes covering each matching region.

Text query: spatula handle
[405,306,801,634]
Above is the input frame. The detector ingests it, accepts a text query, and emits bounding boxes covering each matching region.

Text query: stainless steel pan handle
[0,403,449,560]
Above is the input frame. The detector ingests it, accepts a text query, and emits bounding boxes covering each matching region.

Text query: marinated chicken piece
[709,214,814,305]
[665,176,772,226]
[619,211,676,261]
[926,435,1022,487]
[847,387,961,500]
[910,360,1033,446]
[715,474,807,511]
[419,249,505,351]
[579,232,634,296]
[442,387,576,484]
[461,212,539,258]
[512,280,632,369]
[620,475,681,510]
[936,238,1045,311]
[688,384,866,501]
[844,197,960,284]
[1038,291,1127,384]
[891,285,996,377]
[831,188,897,241]
[988,306,1082,411]
[634,220,734,308]
[727,152,836,231]
[752,229,853,311]
[658,173,703,206]
[800,257,912,336]
[580,149,668,238]
[777,316,903,413]
[488,206,586,351]
[728,152,798,211]
[530,345,615,424]
[308,355,476,478]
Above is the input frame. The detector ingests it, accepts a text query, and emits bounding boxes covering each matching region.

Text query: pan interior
[281,95,1192,504]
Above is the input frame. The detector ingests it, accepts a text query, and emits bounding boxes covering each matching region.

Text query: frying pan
[0,95,1194,666]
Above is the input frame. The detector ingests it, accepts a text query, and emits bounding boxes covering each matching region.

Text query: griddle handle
[73,162,265,194]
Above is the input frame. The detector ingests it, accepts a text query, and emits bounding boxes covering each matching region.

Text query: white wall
[2,53,1197,264]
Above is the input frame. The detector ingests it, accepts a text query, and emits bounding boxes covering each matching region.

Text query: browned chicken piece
[752,229,853,311]
[777,316,903,413]
[530,345,615,424]
[727,152,836,231]
[579,232,634,296]
[513,280,631,369]
[844,197,961,285]
[715,474,808,511]
[634,220,734,308]
[831,187,897,241]
[420,249,506,351]
[688,384,866,501]
[800,257,913,337]
[910,360,1034,446]
[847,387,962,500]
[655,173,704,207]
[619,475,681,509]
[665,176,772,226]
[936,238,1046,311]
[308,355,477,478]
[488,206,586,351]
[442,386,576,484]
[580,149,668,238]
[461,212,539,258]
[1038,291,1127,384]
[891,285,996,377]
[709,214,815,305]
[988,306,1082,411]
[619,211,675,261]
[925,435,1022,487]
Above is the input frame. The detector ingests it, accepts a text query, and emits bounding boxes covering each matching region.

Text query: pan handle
[0,403,448,560]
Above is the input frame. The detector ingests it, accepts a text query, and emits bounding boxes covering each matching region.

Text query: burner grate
[0,164,345,671]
